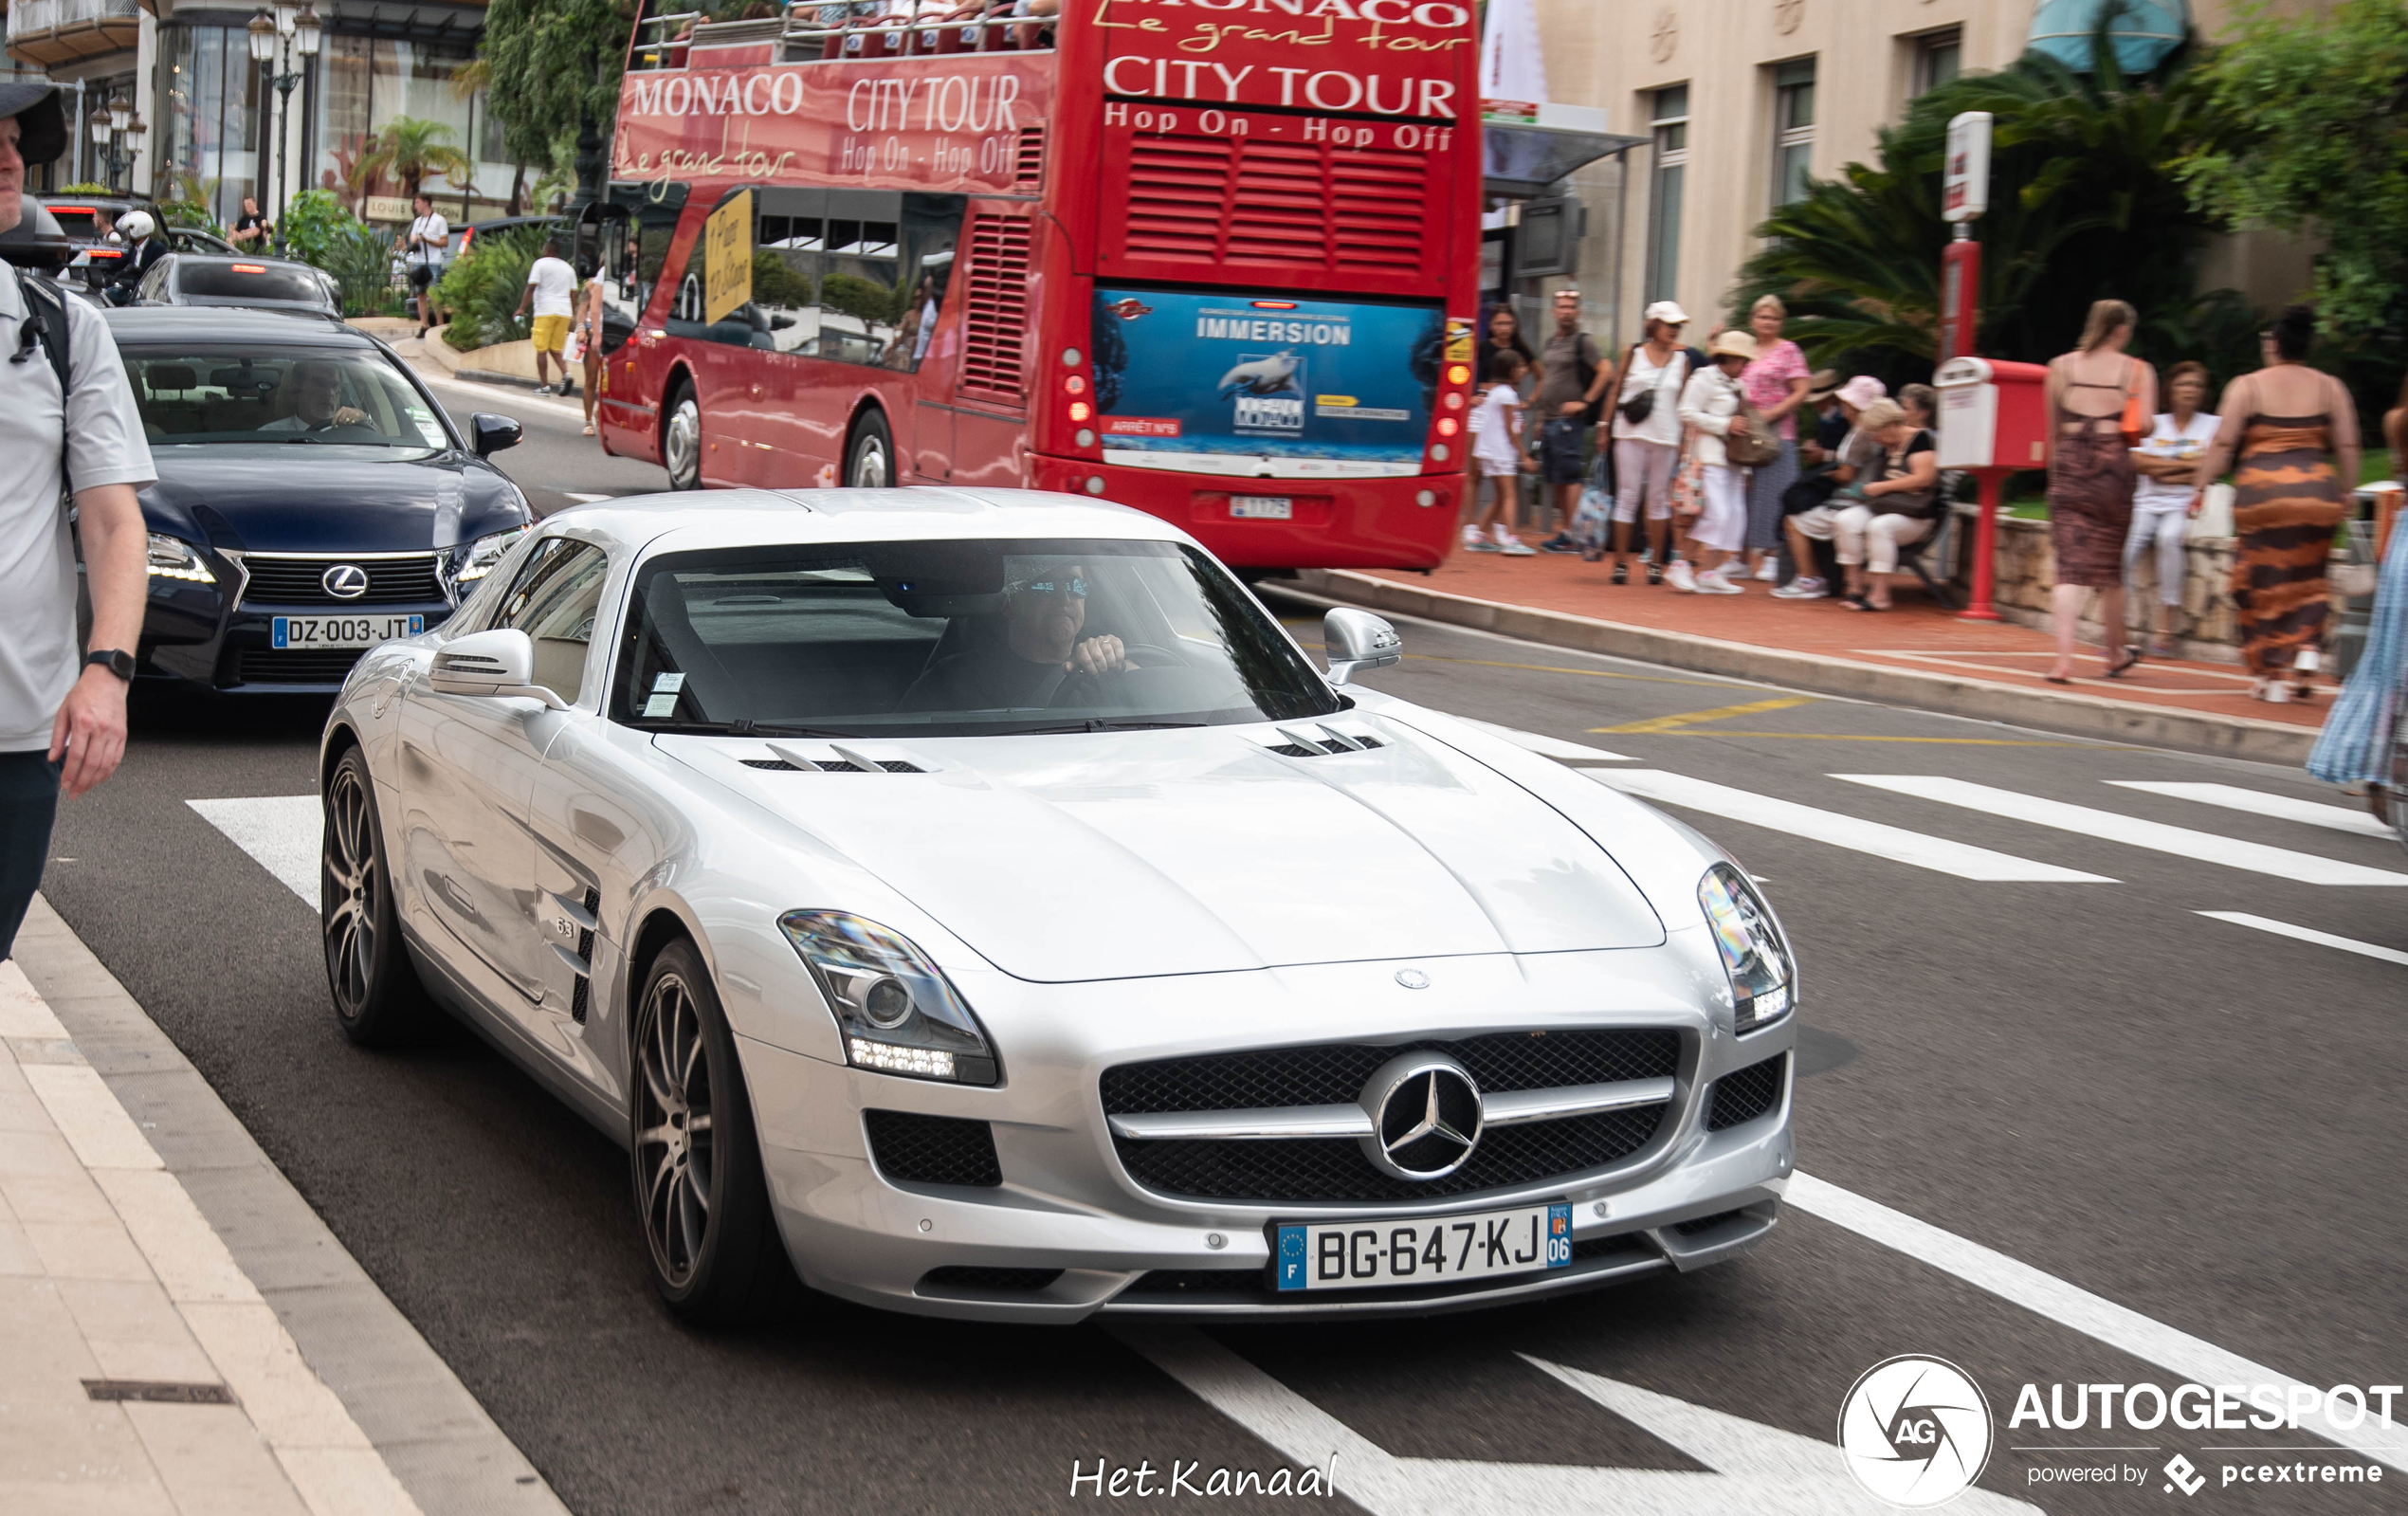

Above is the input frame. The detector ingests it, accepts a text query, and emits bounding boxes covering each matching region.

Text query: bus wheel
[664,381,702,491]
[845,411,893,489]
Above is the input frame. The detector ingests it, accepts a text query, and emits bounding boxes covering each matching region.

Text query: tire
[663,379,702,491]
[630,939,794,1324]
[320,745,433,1046]
[844,410,894,488]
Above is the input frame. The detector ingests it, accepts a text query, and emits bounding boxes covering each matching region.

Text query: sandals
[2104,646,2143,679]
[1645,562,1664,586]
[2148,634,2180,658]
[1611,562,1628,585]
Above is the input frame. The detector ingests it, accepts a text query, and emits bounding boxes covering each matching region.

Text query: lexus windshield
[612,539,1342,737]
[120,348,451,453]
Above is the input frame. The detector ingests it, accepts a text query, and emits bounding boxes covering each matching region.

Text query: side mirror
[428,628,569,708]
[1323,608,1401,686]
[468,412,522,458]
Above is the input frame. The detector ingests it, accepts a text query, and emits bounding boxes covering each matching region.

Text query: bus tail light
[1067,401,1091,423]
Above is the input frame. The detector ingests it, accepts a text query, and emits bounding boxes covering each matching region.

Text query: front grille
[1102,1030,1680,1116]
[1705,1053,1787,1131]
[234,648,364,685]
[864,1109,1000,1188]
[1122,1268,1261,1298]
[241,555,444,606]
[1120,1232,1658,1304]
[1116,1105,1665,1204]
[920,1266,1062,1292]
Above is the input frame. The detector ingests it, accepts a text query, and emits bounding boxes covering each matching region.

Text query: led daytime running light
[1698,863,1795,1033]
[145,534,213,583]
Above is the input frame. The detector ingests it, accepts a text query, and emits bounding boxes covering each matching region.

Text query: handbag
[1615,345,1655,426]
[2118,358,2146,447]
[1723,376,1782,468]
[1572,449,1615,560]
[1669,451,1706,519]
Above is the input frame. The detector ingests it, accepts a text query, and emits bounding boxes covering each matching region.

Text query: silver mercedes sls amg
[317,488,1797,1323]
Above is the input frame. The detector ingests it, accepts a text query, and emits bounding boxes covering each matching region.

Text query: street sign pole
[1941,112,2001,621]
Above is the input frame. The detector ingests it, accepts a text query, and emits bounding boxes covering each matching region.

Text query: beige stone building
[1523,0,2303,347]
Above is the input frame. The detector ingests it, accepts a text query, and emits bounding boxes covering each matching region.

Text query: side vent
[570,886,600,1024]
[958,214,1032,405]
[1012,127,1046,190]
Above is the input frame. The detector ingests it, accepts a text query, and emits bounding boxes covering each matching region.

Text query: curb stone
[1288,569,2319,766]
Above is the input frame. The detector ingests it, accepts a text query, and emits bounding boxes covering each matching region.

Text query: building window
[1770,58,1815,210]
[1915,30,1962,96]
[1645,85,1687,305]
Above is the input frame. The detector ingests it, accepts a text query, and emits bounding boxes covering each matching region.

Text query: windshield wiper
[1003,719,1208,735]
[636,718,870,740]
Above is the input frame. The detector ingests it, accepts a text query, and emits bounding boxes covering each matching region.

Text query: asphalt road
[33,432,2408,1513]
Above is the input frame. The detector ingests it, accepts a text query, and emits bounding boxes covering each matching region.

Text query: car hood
[138,448,524,555]
[660,721,1666,983]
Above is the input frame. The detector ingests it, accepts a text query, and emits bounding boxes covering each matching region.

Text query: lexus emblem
[322,563,370,599]
[1359,1052,1483,1180]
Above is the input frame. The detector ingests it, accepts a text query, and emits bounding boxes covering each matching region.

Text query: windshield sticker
[652,672,687,693]
[643,692,680,718]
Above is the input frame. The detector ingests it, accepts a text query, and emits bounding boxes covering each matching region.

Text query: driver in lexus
[905,562,1133,709]
[258,361,367,432]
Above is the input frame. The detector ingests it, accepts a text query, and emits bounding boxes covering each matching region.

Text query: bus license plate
[1231,495,1293,520]
[271,614,424,649]
[1273,1202,1571,1292]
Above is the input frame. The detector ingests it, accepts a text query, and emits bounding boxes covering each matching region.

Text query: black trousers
[0,751,63,961]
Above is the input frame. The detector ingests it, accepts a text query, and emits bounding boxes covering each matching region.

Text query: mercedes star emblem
[1358,1052,1483,1180]
[321,563,370,599]
[1395,968,1430,990]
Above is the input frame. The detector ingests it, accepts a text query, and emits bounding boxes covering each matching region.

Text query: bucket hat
[0,82,68,168]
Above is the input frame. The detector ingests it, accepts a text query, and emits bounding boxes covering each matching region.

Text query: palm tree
[351,116,472,204]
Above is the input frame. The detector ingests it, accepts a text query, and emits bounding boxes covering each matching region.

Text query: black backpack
[11,265,76,499]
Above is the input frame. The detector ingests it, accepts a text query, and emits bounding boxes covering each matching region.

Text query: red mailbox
[1936,356,2051,619]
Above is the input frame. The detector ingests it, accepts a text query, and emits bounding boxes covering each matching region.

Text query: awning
[1482,121,1648,198]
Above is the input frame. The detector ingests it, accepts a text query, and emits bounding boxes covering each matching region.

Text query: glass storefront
[158,24,264,223]
[316,36,514,226]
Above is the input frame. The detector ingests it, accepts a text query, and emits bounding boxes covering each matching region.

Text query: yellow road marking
[1593,697,1818,735]
[1656,730,2134,747]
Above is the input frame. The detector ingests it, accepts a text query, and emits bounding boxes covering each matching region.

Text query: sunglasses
[1012,576,1088,599]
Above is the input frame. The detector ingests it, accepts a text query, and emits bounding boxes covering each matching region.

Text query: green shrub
[433,226,549,351]
[324,224,402,319]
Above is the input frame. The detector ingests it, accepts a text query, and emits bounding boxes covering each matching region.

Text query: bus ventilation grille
[1014,127,1046,189]
[1112,135,1427,280]
[959,214,1032,404]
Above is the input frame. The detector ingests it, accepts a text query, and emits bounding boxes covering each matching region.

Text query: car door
[395,537,606,1009]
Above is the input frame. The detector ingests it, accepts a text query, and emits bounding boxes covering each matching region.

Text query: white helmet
[119,210,155,241]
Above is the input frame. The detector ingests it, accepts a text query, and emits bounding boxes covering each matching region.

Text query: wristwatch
[86,648,136,682]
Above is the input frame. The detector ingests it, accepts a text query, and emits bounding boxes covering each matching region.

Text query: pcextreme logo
[1837,1355,1997,1507]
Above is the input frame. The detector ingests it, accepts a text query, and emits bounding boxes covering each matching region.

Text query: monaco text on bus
[592,0,1480,570]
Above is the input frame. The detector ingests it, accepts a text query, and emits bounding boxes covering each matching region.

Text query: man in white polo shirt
[0,82,155,959]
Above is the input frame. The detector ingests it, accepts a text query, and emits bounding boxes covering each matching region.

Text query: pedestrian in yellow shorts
[514,237,578,397]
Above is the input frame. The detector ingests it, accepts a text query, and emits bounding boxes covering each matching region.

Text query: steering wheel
[1042,643,1186,709]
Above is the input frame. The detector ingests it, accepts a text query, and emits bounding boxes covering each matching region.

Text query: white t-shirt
[526,257,576,320]
[407,212,448,266]
[1469,385,1522,469]
[1611,345,1687,447]
[2130,411,2218,513]
[0,272,157,751]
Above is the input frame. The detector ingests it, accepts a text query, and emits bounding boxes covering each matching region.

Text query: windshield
[177,262,330,304]
[611,539,1341,737]
[121,347,451,451]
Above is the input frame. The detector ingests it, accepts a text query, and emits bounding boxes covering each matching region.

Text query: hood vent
[742,756,924,774]
[1259,725,1384,758]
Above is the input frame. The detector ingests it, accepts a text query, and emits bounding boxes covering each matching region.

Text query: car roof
[101,306,369,344]
[552,488,1195,557]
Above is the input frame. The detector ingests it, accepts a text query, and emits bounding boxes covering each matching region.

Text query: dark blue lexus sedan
[102,308,535,692]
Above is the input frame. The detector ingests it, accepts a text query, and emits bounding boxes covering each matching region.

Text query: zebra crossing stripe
[2197,912,2408,967]
[1457,718,1633,762]
[1834,775,2408,886]
[2105,780,2395,840]
[1592,771,2113,883]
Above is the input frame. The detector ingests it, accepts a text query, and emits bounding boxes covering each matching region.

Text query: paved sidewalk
[1296,535,2331,765]
[3,899,565,1516]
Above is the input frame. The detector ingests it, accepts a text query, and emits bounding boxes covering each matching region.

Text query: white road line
[561,491,614,503]
[416,370,586,420]
[2106,780,2395,840]
[1834,775,2408,886]
[1459,717,1633,762]
[2197,911,2408,967]
[188,796,320,906]
[1786,1173,2408,1474]
[1593,770,2113,883]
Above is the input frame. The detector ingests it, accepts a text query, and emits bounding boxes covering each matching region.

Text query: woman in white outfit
[1668,329,1757,594]
[1604,300,1692,586]
[2123,361,2216,655]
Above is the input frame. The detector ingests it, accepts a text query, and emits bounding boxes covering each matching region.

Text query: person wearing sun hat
[0,81,155,959]
[1668,327,1759,594]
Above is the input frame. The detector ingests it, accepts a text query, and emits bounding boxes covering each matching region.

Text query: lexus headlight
[146,534,213,583]
[778,910,997,1085]
[452,524,531,584]
[1698,864,1794,1033]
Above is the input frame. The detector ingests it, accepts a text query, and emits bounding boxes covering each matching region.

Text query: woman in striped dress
[2197,306,2362,703]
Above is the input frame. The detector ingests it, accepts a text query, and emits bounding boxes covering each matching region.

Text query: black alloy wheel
[320,745,431,1045]
[845,409,893,488]
[630,939,793,1323]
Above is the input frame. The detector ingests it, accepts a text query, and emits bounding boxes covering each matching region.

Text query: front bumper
[736,950,1796,1324]
[135,556,453,694]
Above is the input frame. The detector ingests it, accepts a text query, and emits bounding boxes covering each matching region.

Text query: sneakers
[1753,558,1779,581]
[1540,534,1580,555]
[1770,575,1829,599]
[1465,537,1503,552]
[1662,560,1698,593]
[1610,562,1628,585]
[533,383,557,396]
[1499,537,1538,556]
[1693,567,1743,594]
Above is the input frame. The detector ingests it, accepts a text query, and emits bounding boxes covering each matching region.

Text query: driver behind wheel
[257,360,368,433]
[903,560,1136,710]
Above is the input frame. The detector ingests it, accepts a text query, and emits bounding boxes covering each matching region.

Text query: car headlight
[452,524,531,584]
[1698,863,1794,1033]
[146,533,213,583]
[778,910,998,1085]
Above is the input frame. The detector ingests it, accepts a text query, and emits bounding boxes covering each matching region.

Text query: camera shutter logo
[1836,1355,1994,1507]
[321,564,370,599]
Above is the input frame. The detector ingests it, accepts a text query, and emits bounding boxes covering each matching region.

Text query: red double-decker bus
[585,0,1479,569]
